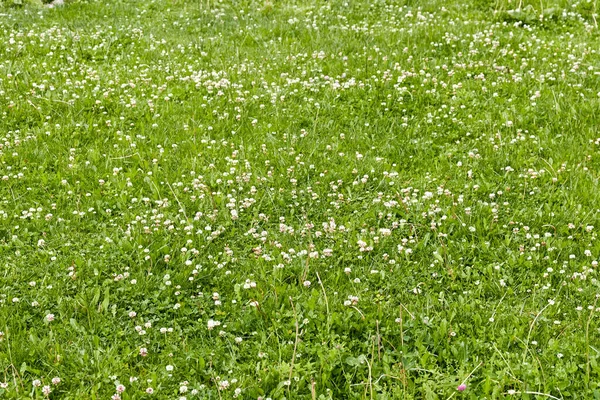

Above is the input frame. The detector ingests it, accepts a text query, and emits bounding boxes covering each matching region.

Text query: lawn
[1,0,600,398]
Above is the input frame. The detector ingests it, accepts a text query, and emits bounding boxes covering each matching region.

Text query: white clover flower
[207,319,221,330]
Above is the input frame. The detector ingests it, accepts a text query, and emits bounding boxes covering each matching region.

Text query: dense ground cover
[1,0,600,398]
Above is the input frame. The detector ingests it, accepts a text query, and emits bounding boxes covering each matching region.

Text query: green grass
[1,0,600,398]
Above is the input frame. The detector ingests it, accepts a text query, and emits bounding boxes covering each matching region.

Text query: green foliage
[0,0,43,7]
[0,0,599,398]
